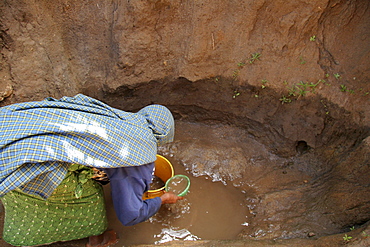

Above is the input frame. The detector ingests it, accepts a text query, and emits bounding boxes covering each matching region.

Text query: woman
[0,94,182,246]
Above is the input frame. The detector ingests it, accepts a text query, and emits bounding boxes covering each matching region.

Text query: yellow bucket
[143,154,174,200]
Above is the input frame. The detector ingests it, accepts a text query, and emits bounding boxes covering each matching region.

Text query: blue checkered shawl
[0,94,174,199]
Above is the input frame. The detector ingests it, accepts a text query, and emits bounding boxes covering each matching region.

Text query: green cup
[165,174,190,197]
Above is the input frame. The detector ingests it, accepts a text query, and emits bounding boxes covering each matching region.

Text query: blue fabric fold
[0,94,174,199]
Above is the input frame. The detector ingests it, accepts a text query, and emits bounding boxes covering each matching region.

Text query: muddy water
[103,160,249,245]
[103,120,253,246]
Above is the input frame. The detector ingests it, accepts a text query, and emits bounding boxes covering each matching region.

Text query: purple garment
[103,163,162,226]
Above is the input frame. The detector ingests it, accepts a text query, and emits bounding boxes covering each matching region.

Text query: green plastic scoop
[165,174,190,197]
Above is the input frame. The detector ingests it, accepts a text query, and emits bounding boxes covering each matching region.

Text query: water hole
[103,120,253,246]
[0,86,365,247]
[0,90,368,247]
[102,119,317,245]
[104,163,249,245]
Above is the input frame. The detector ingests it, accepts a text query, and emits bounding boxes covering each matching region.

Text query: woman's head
[137,105,175,146]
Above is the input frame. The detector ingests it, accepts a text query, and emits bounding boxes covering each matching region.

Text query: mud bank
[103,79,370,245]
[1,0,370,246]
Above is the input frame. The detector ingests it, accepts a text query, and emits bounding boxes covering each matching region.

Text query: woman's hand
[160,191,184,204]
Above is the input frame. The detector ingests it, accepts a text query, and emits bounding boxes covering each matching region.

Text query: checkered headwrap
[0,94,174,199]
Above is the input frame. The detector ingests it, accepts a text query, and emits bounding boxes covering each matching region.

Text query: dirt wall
[0,0,369,246]
[0,1,369,120]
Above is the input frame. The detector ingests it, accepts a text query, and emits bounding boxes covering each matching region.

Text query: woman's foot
[86,230,118,247]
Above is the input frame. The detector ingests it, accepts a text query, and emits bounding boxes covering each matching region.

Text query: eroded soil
[0,0,370,246]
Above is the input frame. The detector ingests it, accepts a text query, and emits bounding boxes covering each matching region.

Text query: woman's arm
[104,163,162,226]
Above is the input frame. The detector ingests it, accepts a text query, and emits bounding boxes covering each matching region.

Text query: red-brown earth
[0,0,369,246]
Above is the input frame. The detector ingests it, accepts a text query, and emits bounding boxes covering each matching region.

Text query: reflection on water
[155,227,201,244]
